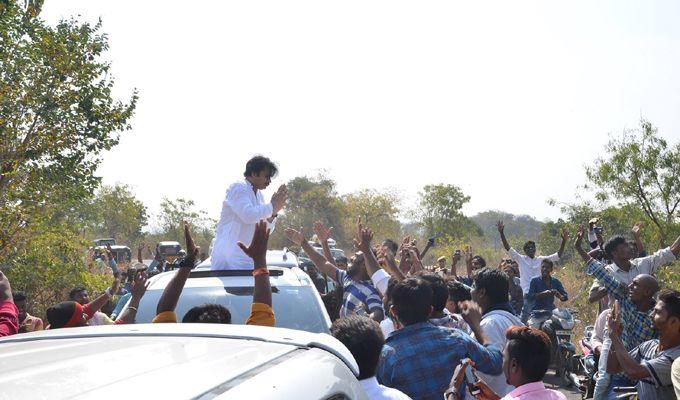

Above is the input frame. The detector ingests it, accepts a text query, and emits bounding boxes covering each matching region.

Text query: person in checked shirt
[376,277,503,400]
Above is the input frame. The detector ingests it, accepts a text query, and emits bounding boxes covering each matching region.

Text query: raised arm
[227,184,285,224]
[420,237,434,259]
[285,228,339,278]
[137,242,144,264]
[116,272,149,324]
[156,222,199,315]
[82,274,121,320]
[670,232,680,257]
[632,223,645,256]
[606,304,651,379]
[313,221,337,267]
[557,228,569,258]
[463,246,473,278]
[238,220,272,308]
[574,226,592,262]
[354,220,382,279]
[497,221,510,252]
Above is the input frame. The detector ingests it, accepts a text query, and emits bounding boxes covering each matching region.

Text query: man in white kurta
[211,156,286,270]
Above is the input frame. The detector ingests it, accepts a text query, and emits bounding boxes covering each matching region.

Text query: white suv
[121,266,331,333]
[0,324,368,399]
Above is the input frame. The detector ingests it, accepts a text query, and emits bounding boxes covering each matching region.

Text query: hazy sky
[41,1,680,223]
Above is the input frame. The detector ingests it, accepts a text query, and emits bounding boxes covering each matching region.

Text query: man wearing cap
[497,220,569,323]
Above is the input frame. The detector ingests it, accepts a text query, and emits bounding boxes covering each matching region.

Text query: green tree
[274,173,346,247]
[343,189,401,243]
[79,184,148,245]
[152,198,215,253]
[416,184,481,240]
[0,1,137,256]
[585,119,680,243]
[4,212,110,320]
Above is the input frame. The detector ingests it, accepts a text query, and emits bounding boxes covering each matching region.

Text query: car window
[133,285,329,333]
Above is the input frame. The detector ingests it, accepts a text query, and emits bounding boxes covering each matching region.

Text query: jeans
[520,293,534,324]
[593,336,612,400]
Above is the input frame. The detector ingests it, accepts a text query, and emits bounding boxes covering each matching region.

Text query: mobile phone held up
[463,359,480,395]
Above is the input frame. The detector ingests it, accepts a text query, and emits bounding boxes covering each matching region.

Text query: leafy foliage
[585,119,680,242]
[0,1,137,256]
[416,184,481,240]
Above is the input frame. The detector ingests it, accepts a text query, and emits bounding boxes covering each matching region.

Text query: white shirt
[508,248,560,294]
[211,180,275,270]
[589,247,676,295]
[371,269,391,296]
[380,317,396,337]
[473,309,523,397]
[360,377,411,400]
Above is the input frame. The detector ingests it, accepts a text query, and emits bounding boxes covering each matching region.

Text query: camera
[454,249,462,256]
[594,226,603,235]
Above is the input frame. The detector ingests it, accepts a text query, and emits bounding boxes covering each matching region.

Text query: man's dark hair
[659,289,680,321]
[472,255,487,268]
[335,256,348,266]
[182,304,232,324]
[446,279,471,303]
[416,272,448,313]
[541,259,554,269]
[391,278,433,326]
[506,326,552,382]
[381,239,398,254]
[243,155,278,178]
[12,291,26,302]
[331,316,384,380]
[46,301,77,329]
[69,286,87,300]
[473,268,509,306]
[522,241,536,252]
[604,235,627,259]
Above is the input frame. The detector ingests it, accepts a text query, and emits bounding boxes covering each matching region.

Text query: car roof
[147,266,314,290]
[158,241,181,246]
[196,251,298,269]
[0,324,360,399]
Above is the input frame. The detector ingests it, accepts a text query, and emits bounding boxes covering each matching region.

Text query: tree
[153,198,215,253]
[274,173,346,247]
[585,119,680,243]
[416,184,481,240]
[0,1,137,257]
[343,189,401,243]
[80,184,148,245]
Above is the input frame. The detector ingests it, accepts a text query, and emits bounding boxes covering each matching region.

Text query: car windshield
[133,285,329,333]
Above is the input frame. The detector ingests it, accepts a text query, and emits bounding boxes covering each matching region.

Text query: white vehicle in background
[119,265,331,333]
[0,324,368,400]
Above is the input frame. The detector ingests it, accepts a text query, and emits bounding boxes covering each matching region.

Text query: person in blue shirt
[527,259,568,318]
[376,277,503,400]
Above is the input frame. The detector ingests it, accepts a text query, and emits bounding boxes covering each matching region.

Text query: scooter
[528,308,580,387]
[578,325,597,398]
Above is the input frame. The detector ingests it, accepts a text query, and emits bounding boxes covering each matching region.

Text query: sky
[41,1,680,223]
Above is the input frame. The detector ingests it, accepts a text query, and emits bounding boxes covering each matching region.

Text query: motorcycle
[528,308,580,387]
[578,324,597,398]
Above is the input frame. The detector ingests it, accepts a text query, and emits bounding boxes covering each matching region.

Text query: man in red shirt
[0,271,19,337]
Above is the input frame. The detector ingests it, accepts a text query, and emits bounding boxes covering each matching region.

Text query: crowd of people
[2,155,680,400]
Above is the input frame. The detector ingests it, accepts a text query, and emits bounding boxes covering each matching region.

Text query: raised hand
[496,220,505,233]
[607,301,623,339]
[182,221,199,268]
[238,220,270,267]
[271,184,288,214]
[464,245,473,265]
[575,226,585,245]
[313,220,334,243]
[284,227,305,246]
[354,225,374,254]
[0,271,12,302]
[561,227,569,242]
[110,274,122,296]
[130,272,150,300]
[459,300,483,328]
[631,222,642,237]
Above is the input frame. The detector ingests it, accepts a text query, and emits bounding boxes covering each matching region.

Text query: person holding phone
[444,327,566,400]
